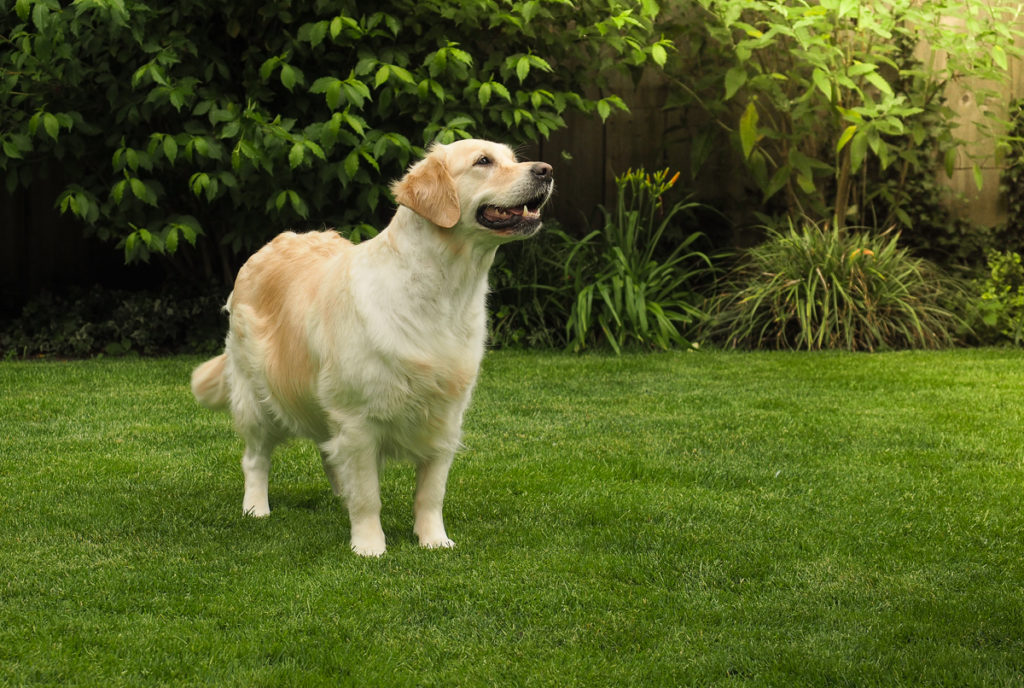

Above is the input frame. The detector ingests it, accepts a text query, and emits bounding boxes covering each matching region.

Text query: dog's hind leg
[321,425,386,557]
[228,367,281,518]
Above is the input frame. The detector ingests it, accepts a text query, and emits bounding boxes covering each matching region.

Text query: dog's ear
[390,152,461,229]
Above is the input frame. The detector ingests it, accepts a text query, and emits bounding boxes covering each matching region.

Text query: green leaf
[343,151,359,179]
[305,140,326,161]
[796,172,816,194]
[288,190,309,218]
[129,178,147,201]
[374,65,390,88]
[836,124,857,154]
[112,180,126,205]
[516,56,530,83]
[812,68,831,102]
[864,71,893,97]
[165,226,179,254]
[651,43,667,67]
[360,151,380,173]
[739,101,759,160]
[764,164,791,200]
[450,47,473,67]
[274,190,288,212]
[220,120,240,139]
[303,20,328,47]
[847,61,877,77]
[193,136,210,159]
[478,82,492,107]
[289,143,304,169]
[259,56,280,82]
[343,112,366,136]
[176,216,201,244]
[163,136,178,164]
[491,82,511,102]
[993,45,1008,71]
[189,172,209,197]
[43,113,60,141]
[724,66,747,100]
[390,65,414,84]
[280,64,300,91]
[973,164,984,191]
[944,147,957,178]
[849,130,868,173]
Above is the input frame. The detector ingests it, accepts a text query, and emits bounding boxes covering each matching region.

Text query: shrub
[976,250,1024,345]
[563,169,714,353]
[705,221,966,351]
[488,222,576,349]
[0,287,226,359]
[667,0,1023,230]
[0,0,669,284]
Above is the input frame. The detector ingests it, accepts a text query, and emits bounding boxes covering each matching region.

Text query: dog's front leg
[321,428,386,557]
[414,454,456,550]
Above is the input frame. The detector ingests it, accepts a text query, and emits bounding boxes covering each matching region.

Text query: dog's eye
[474,156,491,167]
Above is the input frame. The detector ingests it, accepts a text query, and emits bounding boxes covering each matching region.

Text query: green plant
[0,0,669,283]
[488,221,576,349]
[706,220,966,351]
[998,99,1024,251]
[977,250,1024,345]
[564,168,714,353]
[674,0,1023,228]
[0,286,226,358]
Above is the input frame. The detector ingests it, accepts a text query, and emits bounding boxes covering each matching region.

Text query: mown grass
[1,350,1023,686]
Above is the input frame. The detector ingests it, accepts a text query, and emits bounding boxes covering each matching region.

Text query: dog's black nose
[531,162,553,179]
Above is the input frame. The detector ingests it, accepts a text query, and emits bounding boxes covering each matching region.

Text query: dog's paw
[243,504,270,518]
[350,524,387,557]
[351,540,387,557]
[420,536,456,550]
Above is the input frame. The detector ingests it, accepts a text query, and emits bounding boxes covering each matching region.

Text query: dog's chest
[332,353,479,453]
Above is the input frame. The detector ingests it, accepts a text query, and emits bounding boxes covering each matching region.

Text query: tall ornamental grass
[706,221,966,351]
[563,169,714,353]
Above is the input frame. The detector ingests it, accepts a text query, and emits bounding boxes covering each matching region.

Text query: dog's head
[391,139,554,240]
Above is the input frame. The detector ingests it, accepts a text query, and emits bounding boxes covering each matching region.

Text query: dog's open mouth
[476,194,548,233]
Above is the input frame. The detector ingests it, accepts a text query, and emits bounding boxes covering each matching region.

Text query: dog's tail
[191,353,230,411]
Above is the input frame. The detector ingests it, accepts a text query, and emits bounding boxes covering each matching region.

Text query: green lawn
[1,350,1023,686]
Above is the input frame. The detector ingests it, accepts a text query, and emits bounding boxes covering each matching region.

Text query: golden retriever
[191,139,553,556]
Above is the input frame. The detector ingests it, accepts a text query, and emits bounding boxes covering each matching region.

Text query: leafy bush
[0,0,669,283]
[668,0,1022,229]
[562,169,714,353]
[975,251,1024,345]
[0,287,226,359]
[705,221,966,351]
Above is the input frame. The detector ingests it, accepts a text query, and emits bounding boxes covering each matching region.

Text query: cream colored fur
[191,139,553,556]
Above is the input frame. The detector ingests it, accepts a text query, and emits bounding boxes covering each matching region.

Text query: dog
[190,139,554,556]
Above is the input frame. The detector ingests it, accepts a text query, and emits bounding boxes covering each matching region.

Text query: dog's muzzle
[476,163,554,235]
